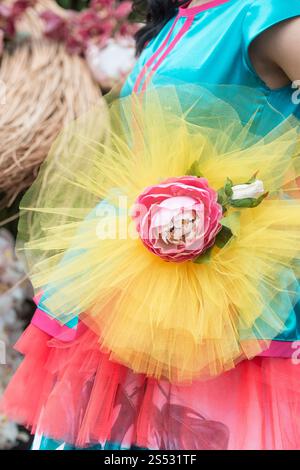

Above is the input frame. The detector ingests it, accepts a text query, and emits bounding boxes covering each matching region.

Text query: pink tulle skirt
[1,322,300,450]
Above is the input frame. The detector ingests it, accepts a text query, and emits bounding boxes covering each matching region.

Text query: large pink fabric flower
[133,176,223,262]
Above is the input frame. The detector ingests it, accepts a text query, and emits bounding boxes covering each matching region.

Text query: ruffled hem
[2,323,300,450]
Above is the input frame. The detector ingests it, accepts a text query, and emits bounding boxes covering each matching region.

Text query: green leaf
[193,246,213,264]
[249,192,269,207]
[186,161,203,177]
[215,226,233,248]
[193,247,213,264]
[229,197,254,208]
[217,188,227,206]
[224,178,233,197]
[229,191,268,208]
[220,211,241,236]
[246,170,259,184]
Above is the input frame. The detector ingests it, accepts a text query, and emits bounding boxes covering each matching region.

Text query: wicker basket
[0,0,102,207]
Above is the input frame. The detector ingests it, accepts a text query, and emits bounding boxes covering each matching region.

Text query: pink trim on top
[178,0,231,17]
[133,1,232,93]
[141,14,195,92]
[32,296,299,355]
[32,294,77,341]
[259,340,298,359]
[31,308,77,341]
[133,16,179,93]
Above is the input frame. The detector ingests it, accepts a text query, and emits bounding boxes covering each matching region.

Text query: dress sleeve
[242,0,300,75]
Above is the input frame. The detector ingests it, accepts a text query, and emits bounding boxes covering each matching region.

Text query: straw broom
[0,0,102,207]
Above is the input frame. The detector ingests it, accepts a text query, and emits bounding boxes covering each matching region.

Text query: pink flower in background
[40,11,68,42]
[90,0,114,9]
[40,1,136,60]
[0,0,36,54]
[0,4,11,18]
[11,0,35,18]
[118,21,138,37]
[0,4,16,38]
[72,11,115,48]
[133,176,223,262]
[65,34,85,55]
[114,1,133,19]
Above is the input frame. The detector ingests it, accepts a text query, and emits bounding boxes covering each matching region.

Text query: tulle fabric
[14,85,300,383]
[15,84,300,382]
[2,322,300,450]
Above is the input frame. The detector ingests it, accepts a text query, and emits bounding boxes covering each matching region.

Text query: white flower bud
[231,180,264,200]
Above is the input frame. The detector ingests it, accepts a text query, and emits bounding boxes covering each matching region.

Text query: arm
[249,17,300,89]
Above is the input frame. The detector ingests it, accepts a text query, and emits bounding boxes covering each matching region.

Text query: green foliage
[193,246,213,264]
[56,0,91,11]
[214,225,233,248]
[186,160,203,177]
[230,191,269,208]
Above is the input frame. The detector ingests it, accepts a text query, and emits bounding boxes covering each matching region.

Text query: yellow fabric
[18,85,300,383]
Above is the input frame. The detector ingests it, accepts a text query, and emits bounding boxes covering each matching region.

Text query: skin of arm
[249,17,300,90]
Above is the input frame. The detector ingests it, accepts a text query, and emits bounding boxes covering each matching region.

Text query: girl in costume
[2,0,300,450]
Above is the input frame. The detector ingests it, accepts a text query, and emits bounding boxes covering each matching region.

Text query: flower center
[160,210,198,245]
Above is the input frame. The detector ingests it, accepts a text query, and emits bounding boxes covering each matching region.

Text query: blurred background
[0,0,140,449]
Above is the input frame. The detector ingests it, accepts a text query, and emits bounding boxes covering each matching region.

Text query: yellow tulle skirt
[17,84,300,383]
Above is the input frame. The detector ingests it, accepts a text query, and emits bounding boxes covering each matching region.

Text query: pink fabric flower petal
[133,176,222,262]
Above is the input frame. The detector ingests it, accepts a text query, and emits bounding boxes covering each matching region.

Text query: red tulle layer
[1,323,300,450]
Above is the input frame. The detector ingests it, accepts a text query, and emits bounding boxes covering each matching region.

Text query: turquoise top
[121,0,300,346]
[36,0,300,352]
[122,0,300,131]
